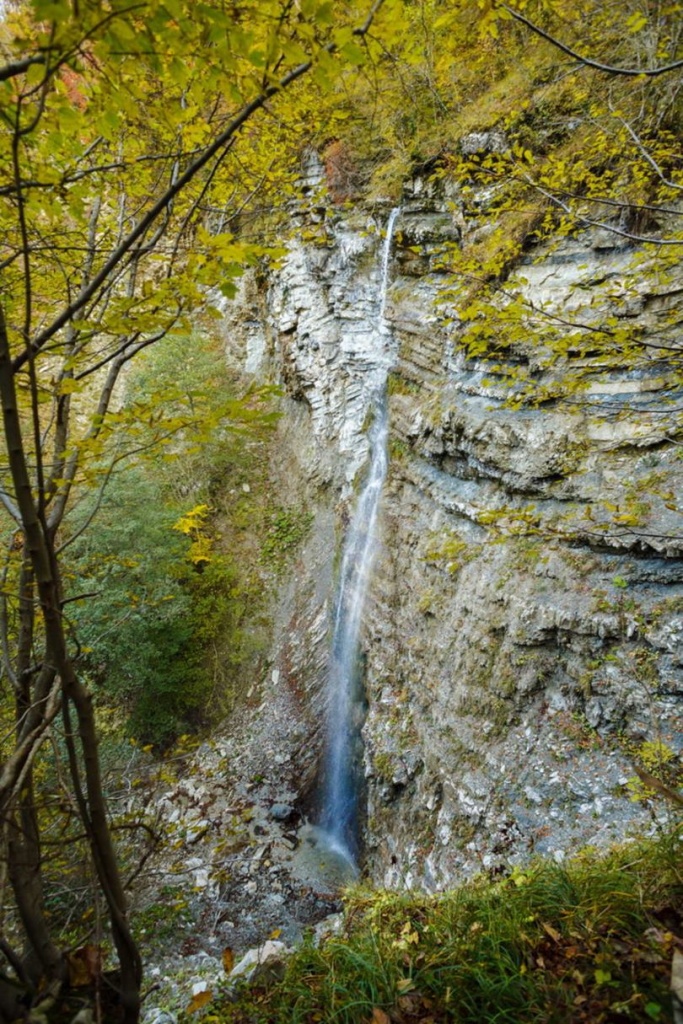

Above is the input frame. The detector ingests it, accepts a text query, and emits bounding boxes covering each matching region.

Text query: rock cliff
[221,174,683,890]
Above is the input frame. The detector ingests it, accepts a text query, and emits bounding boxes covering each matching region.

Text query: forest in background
[0,0,682,1019]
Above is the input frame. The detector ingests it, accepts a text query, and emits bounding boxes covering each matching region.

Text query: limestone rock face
[224,184,683,890]
[224,211,399,488]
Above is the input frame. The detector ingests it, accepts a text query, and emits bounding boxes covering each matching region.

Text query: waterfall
[318,207,401,866]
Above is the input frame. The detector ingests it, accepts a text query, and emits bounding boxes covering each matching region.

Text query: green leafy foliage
[63,332,276,745]
[260,506,314,574]
[66,469,209,744]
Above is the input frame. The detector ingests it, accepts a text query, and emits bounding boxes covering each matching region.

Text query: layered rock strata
[221,179,683,890]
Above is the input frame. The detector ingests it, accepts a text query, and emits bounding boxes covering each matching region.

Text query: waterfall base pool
[289,825,359,893]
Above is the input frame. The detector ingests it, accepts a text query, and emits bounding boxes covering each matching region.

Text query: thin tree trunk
[7,789,65,986]
[0,304,142,1020]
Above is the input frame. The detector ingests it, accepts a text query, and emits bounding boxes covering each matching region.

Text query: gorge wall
[221,168,683,892]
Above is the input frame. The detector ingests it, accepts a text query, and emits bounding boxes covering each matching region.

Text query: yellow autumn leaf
[625,10,647,31]
[57,377,83,395]
[396,977,415,993]
[187,990,212,1014]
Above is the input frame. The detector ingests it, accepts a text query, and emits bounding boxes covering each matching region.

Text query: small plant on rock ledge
[260,505,314,574]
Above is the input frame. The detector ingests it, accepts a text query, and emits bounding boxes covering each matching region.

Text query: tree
[66,330,276,746]
[0,0,389,1018]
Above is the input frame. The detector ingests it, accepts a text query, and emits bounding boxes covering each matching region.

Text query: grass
[200,824,682,1023]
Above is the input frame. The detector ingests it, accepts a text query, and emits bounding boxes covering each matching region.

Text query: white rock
[230,941,289,981]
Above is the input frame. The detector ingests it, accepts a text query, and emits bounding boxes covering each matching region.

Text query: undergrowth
[204,825,682,1024]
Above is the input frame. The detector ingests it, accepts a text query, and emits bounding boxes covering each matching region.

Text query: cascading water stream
[318,207,401,867]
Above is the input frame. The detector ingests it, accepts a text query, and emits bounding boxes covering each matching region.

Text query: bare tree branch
[0,56,46,83]
[615,113,683,192]
[524,176,683,245]
[500,3,683,77]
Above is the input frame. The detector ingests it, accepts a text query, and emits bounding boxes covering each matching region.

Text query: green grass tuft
[203,825,683,1023]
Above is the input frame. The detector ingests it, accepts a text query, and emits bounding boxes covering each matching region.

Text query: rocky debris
[460,130,509,154]
[144,1011,176,1024]
[142,941,293,1024]
[137,721,347,1022]
[269,803,298,823]
[312,912,345,944]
